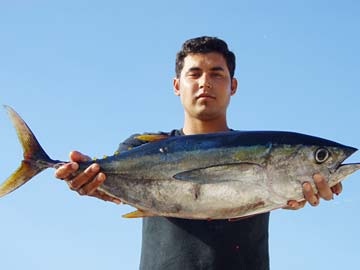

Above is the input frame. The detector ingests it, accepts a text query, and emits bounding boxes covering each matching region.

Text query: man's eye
[212,73,223,78]
[188,73,200,77]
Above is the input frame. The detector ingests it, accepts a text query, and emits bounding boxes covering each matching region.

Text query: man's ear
[173,78,181,96]
[230,78,238,96]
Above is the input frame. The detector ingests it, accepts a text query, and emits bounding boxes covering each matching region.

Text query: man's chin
[195,110,223,121]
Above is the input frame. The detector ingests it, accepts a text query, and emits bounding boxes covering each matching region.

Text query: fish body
[1,106,359,219]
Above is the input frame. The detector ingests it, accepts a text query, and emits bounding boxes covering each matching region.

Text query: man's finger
[331,182,343,196]
[313,173,333,200]
[69,163,100,190]
[91,190,122,204]
[79,172,106,195]
[69,151,91,162]
[303,182,320,206]
[55,162,79,180]
[283,200,306,210]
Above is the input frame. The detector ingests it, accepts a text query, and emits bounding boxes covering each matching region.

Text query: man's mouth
[196,93,216,100]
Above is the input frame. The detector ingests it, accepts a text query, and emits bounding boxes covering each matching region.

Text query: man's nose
[199,74,211,89]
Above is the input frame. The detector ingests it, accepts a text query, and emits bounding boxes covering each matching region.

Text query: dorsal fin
[135,134,169,142]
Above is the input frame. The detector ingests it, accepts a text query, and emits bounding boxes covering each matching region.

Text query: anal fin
[228,214,257,222]
[122,209,156,218]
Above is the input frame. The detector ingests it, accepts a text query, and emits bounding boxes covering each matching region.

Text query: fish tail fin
[0,161,45,197]
[0,105,56,198]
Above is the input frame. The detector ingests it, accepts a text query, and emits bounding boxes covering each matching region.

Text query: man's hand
[284,173,342,210]
[54,151,121,204]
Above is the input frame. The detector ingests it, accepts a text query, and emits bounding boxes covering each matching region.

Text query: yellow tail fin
[0,161,43,197]
[0,106,56,198]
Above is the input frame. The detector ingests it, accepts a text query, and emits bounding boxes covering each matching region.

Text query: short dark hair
[175,36,236,78]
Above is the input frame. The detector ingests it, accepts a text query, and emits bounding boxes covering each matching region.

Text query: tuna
[0,106,359,219]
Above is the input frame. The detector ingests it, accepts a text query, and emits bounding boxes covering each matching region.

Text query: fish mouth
[333,162,360,180]
[331,146,359,176]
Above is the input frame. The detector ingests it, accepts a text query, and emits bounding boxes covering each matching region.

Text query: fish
[0,105,359,220]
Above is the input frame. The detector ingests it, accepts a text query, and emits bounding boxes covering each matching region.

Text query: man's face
[174,52,237,121]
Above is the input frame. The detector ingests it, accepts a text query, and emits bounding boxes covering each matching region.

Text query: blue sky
[0,1,359,269]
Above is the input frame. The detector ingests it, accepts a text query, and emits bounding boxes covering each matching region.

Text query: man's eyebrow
[186,67,202,72]
[186,66,225,72]
[210,66,225,71]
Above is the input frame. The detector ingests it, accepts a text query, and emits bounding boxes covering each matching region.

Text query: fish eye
[314,148,330,163]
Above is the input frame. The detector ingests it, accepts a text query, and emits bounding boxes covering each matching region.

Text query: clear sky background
[0,1,359,269]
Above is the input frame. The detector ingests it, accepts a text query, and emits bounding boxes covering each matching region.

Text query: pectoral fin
[174,163,264,184]
[122,209,156,218]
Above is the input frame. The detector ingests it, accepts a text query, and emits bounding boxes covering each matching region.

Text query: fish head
[305,144,359,186]
[327,144,360,186]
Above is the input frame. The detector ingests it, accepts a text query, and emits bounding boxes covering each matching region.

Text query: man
[55,36,341,269]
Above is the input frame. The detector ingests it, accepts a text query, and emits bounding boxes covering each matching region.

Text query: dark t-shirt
[118,130,270,270]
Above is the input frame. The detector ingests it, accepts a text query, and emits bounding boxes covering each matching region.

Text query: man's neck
[182,115,230,135]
